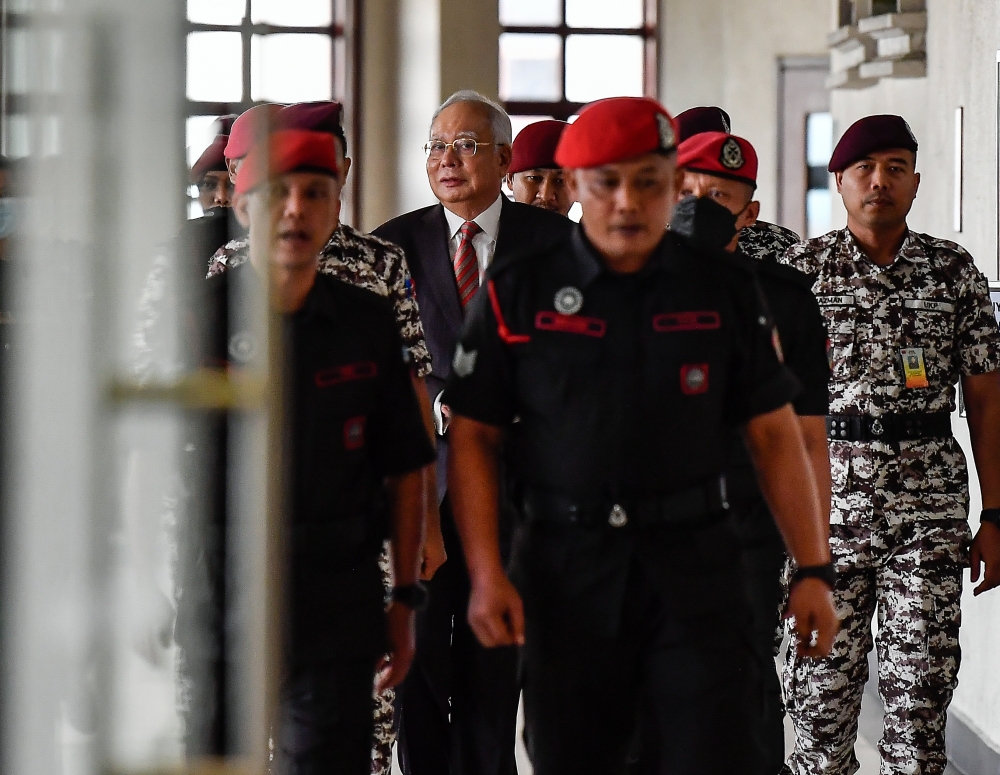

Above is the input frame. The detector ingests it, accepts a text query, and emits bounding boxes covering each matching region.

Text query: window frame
[184,0,361,223]
[500,0,658,121]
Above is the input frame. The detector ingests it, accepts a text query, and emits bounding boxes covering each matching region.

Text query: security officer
[443,96,838,775]
[504,119,574,216]
[675,106,801,261]
[672,131,831,774]
[190,118,234,213]
[201,129,435,772]
[779,114,1000,775]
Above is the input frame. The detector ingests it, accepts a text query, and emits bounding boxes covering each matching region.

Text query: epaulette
[911,232,975,263]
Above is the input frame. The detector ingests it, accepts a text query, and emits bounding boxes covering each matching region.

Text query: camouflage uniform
[208,224,432,775]
[780,228,1000,775]
[738,219,800,263]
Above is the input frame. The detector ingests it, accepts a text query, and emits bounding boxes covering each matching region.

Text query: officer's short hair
[431,90,513,146]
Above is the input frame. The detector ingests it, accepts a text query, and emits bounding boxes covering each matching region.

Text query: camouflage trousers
[783,518,970,775]
[371,545,395,775]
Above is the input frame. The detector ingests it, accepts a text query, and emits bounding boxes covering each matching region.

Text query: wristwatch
[791,562,837,590]
[980,508,1000,530]
[391,582,429,611]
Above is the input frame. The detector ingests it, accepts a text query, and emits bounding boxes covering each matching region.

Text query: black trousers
[731,500,788,775]
[520,518,763,775]
[395,498,520,775]
[274,657,380,775]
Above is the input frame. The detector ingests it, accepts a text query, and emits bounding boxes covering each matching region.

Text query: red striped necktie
[453,220,482,310]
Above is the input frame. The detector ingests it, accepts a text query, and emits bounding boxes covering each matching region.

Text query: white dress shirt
[443,193,504,281]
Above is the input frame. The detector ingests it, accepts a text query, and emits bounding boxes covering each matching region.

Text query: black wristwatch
[791,563,837,590]
[391,582,429,611]
[980,509,1000,530]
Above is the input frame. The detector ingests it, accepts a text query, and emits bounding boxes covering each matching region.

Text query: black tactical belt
[825,412,952,443]
[522,476,730,530]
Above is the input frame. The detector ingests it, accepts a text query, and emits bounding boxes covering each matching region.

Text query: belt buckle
[827,417,850,440]
[608,504,628,528]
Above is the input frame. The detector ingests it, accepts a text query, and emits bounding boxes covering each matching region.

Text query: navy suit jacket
[374,197,573,503]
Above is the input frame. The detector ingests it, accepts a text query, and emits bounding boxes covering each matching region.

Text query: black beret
[828,114,918,172]
[675,106,732,143]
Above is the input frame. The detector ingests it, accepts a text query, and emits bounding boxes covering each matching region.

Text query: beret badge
[720,138,745,170]
[656,113,676,151]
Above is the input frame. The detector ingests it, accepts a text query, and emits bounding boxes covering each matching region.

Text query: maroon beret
[555,97,677,169]
[678,132,758,188]
[190,134,229,183]
[828,114,918,172]
[675,106,732,143]
[275,101,347,150]
[510,120,568,174]
[225,103,285,160]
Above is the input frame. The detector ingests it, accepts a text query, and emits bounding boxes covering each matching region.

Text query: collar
[843,227,926,266]
[443,193,504,242]
[569,225,670,288]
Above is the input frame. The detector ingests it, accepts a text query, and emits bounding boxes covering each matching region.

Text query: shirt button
[608,504,628,528]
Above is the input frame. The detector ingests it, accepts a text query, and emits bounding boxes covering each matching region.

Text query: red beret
[828,114,918,172]
[235,130,340,195]
[190,134,229,183]
[555,97,677,169]
[225,104,285,160]
[275,101,347,151]
[677,132,758,188]
[675,106,732,143]
[510,120,568,174]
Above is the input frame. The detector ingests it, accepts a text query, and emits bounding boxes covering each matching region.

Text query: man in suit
[375,90,572,775]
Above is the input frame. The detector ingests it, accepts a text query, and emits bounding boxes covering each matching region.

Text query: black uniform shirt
[445,228,800,503]
[202,262,435,661]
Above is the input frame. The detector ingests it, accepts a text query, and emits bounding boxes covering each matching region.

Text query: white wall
[659,0,831,224]
[827,0,1000,750]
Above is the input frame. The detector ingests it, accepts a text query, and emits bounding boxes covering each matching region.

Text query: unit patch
[720,138,745,170]
[343,416,366,450]
[681,363,710,395]
[554,286,584,316]
[228,332,258,364]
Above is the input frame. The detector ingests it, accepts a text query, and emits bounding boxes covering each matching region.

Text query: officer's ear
[233,191,251,229]
[227,157,240,186]
[834,171,844,194]
[339,156,352,189]
[740,200,761,229]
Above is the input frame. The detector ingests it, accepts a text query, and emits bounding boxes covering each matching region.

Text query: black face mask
[671,195,739,253]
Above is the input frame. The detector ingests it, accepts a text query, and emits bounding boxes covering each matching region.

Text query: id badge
[901,347,929,388]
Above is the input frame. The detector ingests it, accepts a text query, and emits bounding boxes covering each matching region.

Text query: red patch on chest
[534,311,607,337]
[653,311,721,332]
[315,361,378,388]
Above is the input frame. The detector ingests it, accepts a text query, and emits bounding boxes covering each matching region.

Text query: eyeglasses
[423,139,496,159]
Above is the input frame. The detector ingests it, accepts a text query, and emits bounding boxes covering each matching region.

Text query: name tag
[904,299,955,313]
[818,294,855,307]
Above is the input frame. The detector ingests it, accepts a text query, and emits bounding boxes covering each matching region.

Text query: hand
[420,522,448,581]
[467,571,525,648]
[784,578,838,658]
[375,602,416,693]
[970,521,1000,596]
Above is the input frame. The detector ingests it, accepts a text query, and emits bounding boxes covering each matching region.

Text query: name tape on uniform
[903,299,955,313]
[817,294,856,307]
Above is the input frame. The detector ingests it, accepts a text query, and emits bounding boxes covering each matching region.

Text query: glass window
[565,34,644,103]
[187,0,245,25]
[251,33,332,102]
[566,0,643,29]
[186,31,243,102]
[805,112,833,238]
[499,33,562,102]
[251,0,333,28]
[186,114,224,167]
[499,0,561,27]
[499,2,656,122]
